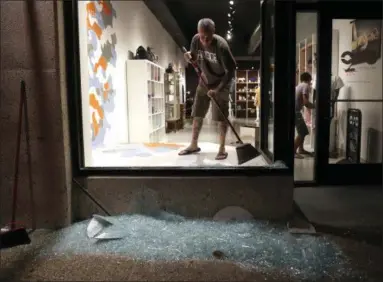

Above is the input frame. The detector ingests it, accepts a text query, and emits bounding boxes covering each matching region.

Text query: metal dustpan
[87,214,128,240]
[0,227,31,249]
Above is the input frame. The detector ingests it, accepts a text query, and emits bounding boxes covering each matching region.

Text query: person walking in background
[294,72,315,159]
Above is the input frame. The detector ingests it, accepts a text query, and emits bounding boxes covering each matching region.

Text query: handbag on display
[135,46,148,60]
[146,47,155,62]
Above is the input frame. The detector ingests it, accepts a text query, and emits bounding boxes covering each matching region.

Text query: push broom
[181,47,260,165]
[0,81,33,249]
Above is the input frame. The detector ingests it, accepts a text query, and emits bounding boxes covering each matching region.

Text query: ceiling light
[229,0,234,5]
[228,13,231,17]
[226,33,232,40]
[228,20,231,24]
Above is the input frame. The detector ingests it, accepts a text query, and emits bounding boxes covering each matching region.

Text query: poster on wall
[341,19,382,73]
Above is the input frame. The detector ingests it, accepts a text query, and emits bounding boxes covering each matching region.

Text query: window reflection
[267,7,275,154]
[260,0,275,157]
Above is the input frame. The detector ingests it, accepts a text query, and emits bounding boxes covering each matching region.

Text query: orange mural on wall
[86,0,117,147]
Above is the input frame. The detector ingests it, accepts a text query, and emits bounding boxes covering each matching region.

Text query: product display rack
[234,69,259,119]
[126,59,165,143]
[164,72,181,120]
[164,71,184,133]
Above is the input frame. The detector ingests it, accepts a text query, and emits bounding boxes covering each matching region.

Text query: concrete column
[0,1,71,228]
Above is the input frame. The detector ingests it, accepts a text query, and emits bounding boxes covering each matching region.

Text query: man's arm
[189,34,199,61]
[332,76,344,100]
[302,84,315,109]
[216,42,237,92]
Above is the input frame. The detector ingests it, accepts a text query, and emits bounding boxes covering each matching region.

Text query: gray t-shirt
[190,34,236,91]
[295,82,311,112]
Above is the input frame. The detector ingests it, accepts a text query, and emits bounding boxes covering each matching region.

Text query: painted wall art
[86,0,117,147]
[341,19,382,73]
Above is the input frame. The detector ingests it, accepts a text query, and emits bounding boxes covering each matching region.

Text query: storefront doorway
[294,1,382,185]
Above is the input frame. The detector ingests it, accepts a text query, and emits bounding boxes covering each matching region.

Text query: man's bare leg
[190,117,203,149]
[215,121,228,160]
[179,117,203,155]
[294,135,304,159]
[298,136,314,156]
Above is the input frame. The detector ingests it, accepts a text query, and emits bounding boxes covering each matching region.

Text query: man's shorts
[191,84,229,122]
[295,111,309,137]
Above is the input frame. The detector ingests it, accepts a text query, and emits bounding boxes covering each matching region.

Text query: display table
[166,118,183,133]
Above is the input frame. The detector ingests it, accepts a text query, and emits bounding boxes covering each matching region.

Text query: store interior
[78,0,266,168]
[294,13,382,181]
[77,1,382,174]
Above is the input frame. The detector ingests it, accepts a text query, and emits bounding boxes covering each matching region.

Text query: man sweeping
[178,18,237,160]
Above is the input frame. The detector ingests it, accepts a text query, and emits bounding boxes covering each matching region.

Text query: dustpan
[181,47,261,165]
[0,226,31,249]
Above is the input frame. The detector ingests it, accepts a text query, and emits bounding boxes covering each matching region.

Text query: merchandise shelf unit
[164,71,181,120]
[126,60,165,143]
[297,34,317,149]
[164,71,183,133]
[234,69,259,119]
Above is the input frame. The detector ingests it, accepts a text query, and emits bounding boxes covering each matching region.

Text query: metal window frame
[260,0,296,171]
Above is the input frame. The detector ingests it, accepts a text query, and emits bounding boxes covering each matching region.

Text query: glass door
[316,1,382,185]
[294,11,318,182]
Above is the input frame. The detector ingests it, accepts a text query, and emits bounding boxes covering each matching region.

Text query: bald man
[179,18,237,160]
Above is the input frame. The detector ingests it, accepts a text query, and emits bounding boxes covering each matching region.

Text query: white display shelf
[127,60,165,143]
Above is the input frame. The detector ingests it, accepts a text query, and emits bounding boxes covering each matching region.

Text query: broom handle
[11,82,25,229]
[22,81,36,230]
[181,47,243,144]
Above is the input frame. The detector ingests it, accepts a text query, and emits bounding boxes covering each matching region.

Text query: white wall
[296,13,317,43]
[296,13,340,76]
[78,1,186,166]
[334,19,383,162]
[109,0,186,146]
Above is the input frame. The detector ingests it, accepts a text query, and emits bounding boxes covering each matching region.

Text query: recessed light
[226,33,232,40]
[229,0,234,5]
[228,13,231,17]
